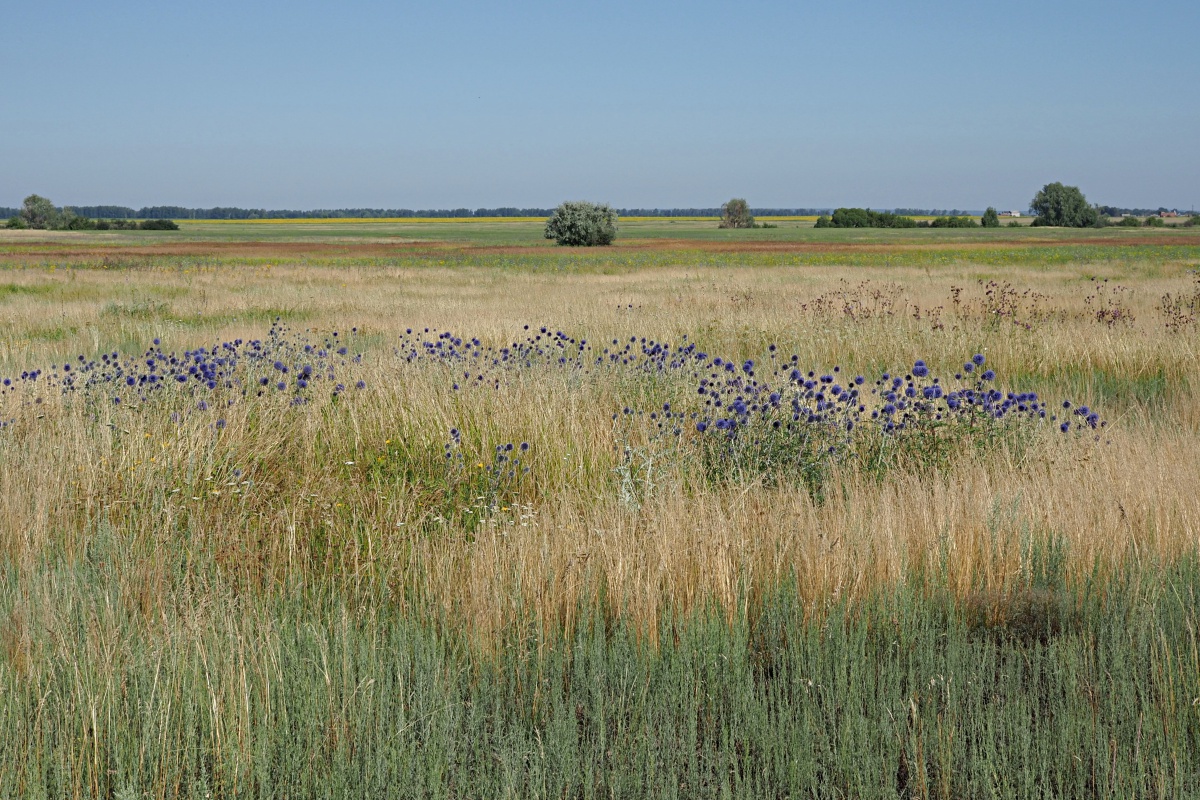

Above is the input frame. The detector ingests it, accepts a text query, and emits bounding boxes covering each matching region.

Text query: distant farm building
[999,210,1021,217]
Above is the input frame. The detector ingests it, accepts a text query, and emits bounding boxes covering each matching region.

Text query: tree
[1029,183,1099,228]
[718,198,754,229]
[19,194,59,229]
[981,207,1000,228]
[543,201,618,246]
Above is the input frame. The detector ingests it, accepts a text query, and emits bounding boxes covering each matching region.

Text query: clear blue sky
[2,0,1196,211]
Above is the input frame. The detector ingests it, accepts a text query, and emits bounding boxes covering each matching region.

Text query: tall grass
[3,566,1198,798]
[1,243,1198,796]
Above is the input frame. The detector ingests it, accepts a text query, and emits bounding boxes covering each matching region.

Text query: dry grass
[2,254,1197,640]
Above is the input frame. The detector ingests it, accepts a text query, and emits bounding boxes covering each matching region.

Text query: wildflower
[912,360,929,378]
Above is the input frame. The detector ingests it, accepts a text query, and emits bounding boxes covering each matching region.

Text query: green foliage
[543,201,618,246]
[61,212,97,230]
[1117,216,1142,227]
[19,194,59,229]
[1006,219,1022,227]
[813,215,831,228]
[139,218,180,230]
[981,207,1000,227]
[366,434,532,537]
[718,198,754,229]
[3,562,1200,798]
[1029,182,1100,227]
[930,215,979,228]
[825,208,918,228]
[1144,215,1166,228]
[695,397,1036,503]
[5,195,156,231]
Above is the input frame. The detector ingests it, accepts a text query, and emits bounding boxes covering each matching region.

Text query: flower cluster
[0,320,367,415]
[1,320,1104,497]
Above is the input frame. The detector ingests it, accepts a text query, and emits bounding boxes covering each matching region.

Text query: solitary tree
[718,198,754,229]
[20,194,59,229]
[1029,183,1099,227]
[981,207,1000,227]
[544,201,617,246]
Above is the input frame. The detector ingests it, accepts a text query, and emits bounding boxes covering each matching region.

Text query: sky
[2,0,1196,211]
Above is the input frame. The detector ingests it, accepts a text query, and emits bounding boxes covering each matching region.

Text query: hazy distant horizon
[3,1,1196,212]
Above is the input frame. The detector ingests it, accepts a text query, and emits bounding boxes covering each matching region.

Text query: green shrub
[4,216,26,229]
[981,207,1000,227]
[139,218,180,231]
[1144,215,1165,228]
[1117,216,1141,227]
[543,201,617,246]
[813,215,831,228]
[930,215,979,228]
[62,213,96,231]
[826,208,918,228]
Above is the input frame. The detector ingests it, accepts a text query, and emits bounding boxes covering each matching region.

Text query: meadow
[1,221,1199,798]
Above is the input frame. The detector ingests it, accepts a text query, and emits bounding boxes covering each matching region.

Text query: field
[2,220,1199,798]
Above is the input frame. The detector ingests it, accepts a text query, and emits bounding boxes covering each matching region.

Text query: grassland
[1,222,1198,798]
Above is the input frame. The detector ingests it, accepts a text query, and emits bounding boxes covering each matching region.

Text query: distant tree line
[5,195,178,230]
[0,204,850,220]
[892,208,973,217]
[1096,205,1190,218]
